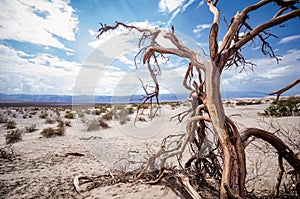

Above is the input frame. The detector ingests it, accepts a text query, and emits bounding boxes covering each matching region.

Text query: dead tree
[96,1,300,198]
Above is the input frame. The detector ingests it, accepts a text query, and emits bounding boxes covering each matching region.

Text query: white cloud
[159,0,185,13]
[0,44,80,94]
[278,35,300,44]
[0,0,78,50]
[159,0,196,27]
[221,49,300,93]
[118,55,135,66]
[197,0,205,8]
[193,24,211,38]
[88,29,98,37]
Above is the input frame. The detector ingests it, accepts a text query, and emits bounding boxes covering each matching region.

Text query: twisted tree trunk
[205,61,246,198]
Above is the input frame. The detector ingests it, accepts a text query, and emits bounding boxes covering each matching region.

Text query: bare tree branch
[269,77,300,100]
[241,128,300,170]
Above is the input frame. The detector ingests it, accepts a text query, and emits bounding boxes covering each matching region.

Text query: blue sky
[0,0,299,97]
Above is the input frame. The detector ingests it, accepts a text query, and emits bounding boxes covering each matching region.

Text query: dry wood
[79,136,102,140]
[0,145,15,160]
[274,156,284,197]
[241,128,300,170]
[73,175,94,193]
[177,173,202,199]
[269,77,300,100]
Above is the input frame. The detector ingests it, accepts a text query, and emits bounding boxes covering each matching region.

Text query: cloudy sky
[0,0,299,98]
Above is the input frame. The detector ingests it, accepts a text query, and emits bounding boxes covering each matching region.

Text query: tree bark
[205,61,246,198]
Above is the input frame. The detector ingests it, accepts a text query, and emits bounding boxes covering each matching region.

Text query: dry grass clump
[98,119,110,129]
[138,116,147,122]
[41,127,65,138]
[39,112,48,119]
[5,120,17,129]
[64,112,75,119]
[5,129,23,144]
[25,124,37,133]
[236,100,262,106]
[57,119,71,128]
[65,120,71,127]
[86,119,100,132]
[118,109,130,125]
[0,114,8,123]
[102,111,113,121]
[45,117,56,124]
[86,118,110,131]
[168,101,181,108]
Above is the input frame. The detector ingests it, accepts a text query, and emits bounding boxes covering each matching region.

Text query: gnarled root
[177,173,203,199]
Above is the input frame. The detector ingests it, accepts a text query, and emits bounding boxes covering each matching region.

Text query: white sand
[0,99,299,198]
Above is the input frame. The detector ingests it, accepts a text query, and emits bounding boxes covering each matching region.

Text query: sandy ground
[0,98,299,198]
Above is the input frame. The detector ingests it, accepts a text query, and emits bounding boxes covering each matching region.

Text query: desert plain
[0,96,299,198]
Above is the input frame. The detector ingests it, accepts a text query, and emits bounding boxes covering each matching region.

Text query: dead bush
[5,129,23,144]
[0,145,15,160]
[41,127,65,138]
[25,124,37,133]
[87,119,100,132]
[5,120,17,129]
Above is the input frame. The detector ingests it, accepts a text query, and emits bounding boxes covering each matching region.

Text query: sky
[0,0,299,98]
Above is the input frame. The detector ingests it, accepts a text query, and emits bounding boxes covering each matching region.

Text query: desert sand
[0,97,299,198]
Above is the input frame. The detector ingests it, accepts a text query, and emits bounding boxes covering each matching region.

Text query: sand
[0,98,299,198]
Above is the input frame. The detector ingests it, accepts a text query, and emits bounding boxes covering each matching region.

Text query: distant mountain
[0,93,186,104]
[0,91,293,104]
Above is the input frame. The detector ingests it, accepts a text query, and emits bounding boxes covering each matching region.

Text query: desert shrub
[5,120,17,129]
[40,128,55,138]
[87,119,100,131]
[118,109,130,125]
[127,107,135,114]
[99,119,110,129]
[55,127,65,136]
[45,117,56,124]
[138,104,149,109]
[77,109,85,118]
[65,112,75,119]
[25,124,37,133]
[32,107,39,111]
[30,111,37,116]
[41,127,65,138]
[99,106,108,113]
[39,113,48,119]
[92,106,108,115]
[102,111,113,120]
[169,102,181,108]
[262,97,300,117]
[5,129,23,144]
[57,120,64,128]
[138,116,147,122]
[65,120,71,127]
[85,109,91,114]
[236,100,262,106]
[0,114,7,123]
[236,100,251,106]
[55,108,60,116]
